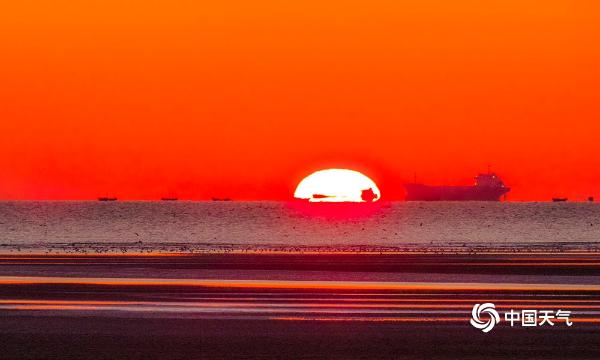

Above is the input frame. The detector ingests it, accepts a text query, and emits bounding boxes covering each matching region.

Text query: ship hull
[404,184,509,201]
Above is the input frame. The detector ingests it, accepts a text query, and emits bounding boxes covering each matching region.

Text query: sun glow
[294,169,381,202]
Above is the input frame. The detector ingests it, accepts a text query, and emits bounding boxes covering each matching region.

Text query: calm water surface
[1,202,599,251]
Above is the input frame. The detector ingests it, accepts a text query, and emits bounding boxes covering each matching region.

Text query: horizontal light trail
[2,276,600,292]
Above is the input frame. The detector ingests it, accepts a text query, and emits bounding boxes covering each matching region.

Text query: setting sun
[294,169,381,202]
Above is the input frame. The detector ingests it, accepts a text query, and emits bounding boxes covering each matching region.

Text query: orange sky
[1,1,599,200]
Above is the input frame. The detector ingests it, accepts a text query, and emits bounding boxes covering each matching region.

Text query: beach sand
[1,252,599,359]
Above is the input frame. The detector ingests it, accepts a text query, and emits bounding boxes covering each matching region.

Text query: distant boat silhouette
[588,196,594,202]
[161,197,178,201]
[98,197,117,201]
[211,197,232,201]
[552,198,568,202]
[361,188,377,202]
[305,191,377,202]
[312,194,333,199]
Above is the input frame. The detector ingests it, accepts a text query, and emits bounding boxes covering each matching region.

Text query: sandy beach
[1,252,599,359]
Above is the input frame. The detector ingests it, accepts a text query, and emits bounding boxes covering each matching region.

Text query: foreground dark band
[1,253,599,359]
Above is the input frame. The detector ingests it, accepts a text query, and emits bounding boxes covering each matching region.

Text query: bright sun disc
[294,169,381,202]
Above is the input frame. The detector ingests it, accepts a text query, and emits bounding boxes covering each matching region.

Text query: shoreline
[1,252,600,280]
[2,241,600,256]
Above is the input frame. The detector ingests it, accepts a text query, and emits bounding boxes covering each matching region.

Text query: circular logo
[470,303,500,333]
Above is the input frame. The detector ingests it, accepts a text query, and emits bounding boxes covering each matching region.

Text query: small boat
[211,197,232,201]
[98,197,117,202]
[161,197,178,201]
[588,196,594,202]
[361,188,377,202]
[312,194,333,199]
[552,198,568,202]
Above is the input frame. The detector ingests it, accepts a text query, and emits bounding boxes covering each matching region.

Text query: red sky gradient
[1,1,599,201]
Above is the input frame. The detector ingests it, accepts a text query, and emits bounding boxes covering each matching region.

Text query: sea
[1,201,599,254]
[2,201,600,359]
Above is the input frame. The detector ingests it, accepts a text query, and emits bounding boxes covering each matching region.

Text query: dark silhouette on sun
[361,188,377,202]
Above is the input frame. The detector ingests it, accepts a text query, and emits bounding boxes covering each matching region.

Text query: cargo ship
[404,173,510,201]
